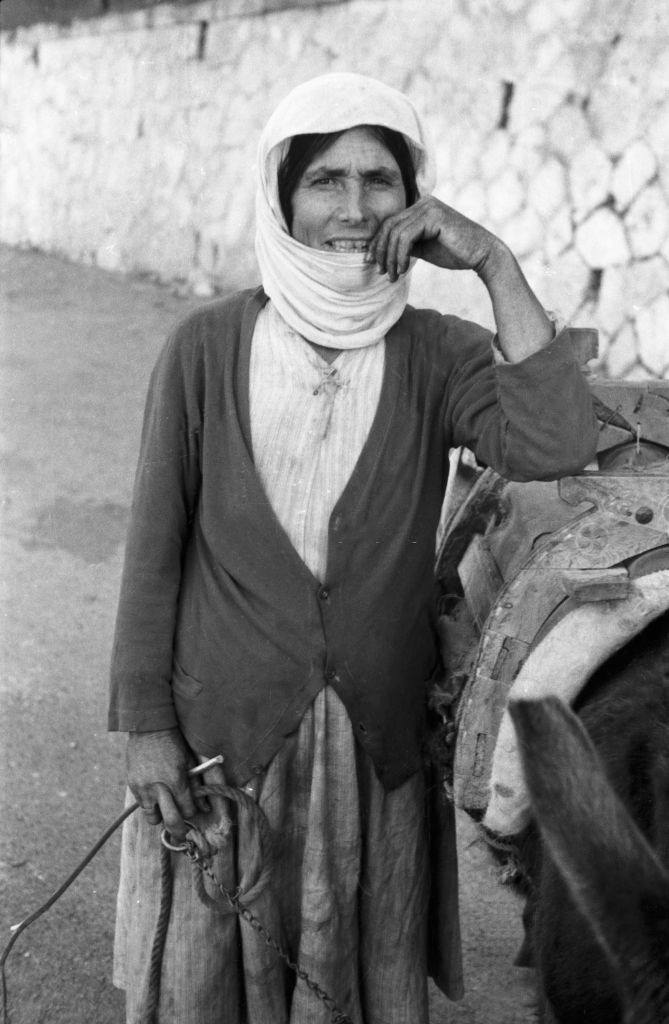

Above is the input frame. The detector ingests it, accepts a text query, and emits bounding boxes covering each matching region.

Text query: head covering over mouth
[254,72,436,349]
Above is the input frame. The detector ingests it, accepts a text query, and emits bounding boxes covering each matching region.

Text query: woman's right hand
[126,727,197,840]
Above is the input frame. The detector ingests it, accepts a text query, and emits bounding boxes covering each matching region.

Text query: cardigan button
[325,668,339,682]
[318,586,330,601]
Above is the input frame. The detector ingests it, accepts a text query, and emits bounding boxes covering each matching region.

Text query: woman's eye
[311,176,337,187]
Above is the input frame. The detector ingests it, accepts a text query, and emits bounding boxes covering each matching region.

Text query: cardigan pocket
[171,659,205,700]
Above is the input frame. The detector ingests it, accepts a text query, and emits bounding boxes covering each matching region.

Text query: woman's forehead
[304,126,400,172]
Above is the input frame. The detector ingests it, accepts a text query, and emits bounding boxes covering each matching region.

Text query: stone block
[648,99,669,167]
[223,186,254,248]
[594,259,669,338]
[487,167,524,224]
[526,0,564,33]
[509,124,546,177]
[635,293,669,375]
[612,139,657,209]
[539,247,590,319]
[543,206,573,260]
[528,157,566,219]
[454,181,488,223]
[596,267,626,336]
[589,80,643,157]
[575,207,629,268]
[625,185,669,259]
[627,256,669,309]
[139,22,200,64]
[96,236,124,272]
[546,101,591,159]
[447,78,504,136]
[501,207,544,257]
[662,236,669,264]
[409,260,493,326]
[443,132,482,192]
[606,322,638,377]
[206,16,252,59]
[480,131,511,183]
[510,71,574,135]
[162,145,190,196]
[568,141,612,221]
[625,362,654,381]
[37,37,69,74]
[185,103,230,152]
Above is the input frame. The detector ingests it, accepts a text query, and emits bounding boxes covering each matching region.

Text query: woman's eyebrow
[304,164,347,179]
[304,164,402,179]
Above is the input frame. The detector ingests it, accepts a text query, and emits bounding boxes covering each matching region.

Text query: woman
[109,73,597,1024]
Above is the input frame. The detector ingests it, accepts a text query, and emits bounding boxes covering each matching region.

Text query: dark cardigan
[108,287,597,789]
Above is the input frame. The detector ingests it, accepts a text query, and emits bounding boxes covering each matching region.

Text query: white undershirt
[249,302,385,582]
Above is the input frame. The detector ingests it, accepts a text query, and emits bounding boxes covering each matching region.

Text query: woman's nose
[337,182,366,222]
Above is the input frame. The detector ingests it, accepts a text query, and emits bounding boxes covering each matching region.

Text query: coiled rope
[1,785,353,1024]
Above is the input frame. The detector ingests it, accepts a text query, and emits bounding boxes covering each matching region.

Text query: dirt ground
[0,245,537,1023]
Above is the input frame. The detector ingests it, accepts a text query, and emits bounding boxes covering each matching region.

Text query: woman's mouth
[324,239,370,252]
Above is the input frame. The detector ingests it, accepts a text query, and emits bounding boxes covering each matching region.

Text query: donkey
[509,611,669,1024]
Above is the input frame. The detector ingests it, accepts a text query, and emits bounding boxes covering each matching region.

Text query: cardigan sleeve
[108,326,203,733]
[442,319,598,481]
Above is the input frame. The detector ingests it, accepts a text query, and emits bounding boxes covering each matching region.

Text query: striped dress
[113,302,434,1024]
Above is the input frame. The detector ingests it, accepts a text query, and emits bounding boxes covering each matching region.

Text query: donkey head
[509,697,669,1024]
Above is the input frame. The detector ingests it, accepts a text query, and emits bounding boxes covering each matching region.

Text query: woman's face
[290,126,407,251]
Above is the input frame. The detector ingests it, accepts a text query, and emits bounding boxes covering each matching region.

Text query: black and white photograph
[1,1,668,1022]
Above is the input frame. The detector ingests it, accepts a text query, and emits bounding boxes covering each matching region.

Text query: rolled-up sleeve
[445,325,598,481]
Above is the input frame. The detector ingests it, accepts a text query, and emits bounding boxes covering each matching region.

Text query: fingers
[133,774,197,838]
[153,782,194,841]
[392,208,424,279]
[126,728,199,832]
[142,801,162,826]
[369,208,409,280]
[369,196,496,279]
[172,775,198,820]
[370,200,441,282]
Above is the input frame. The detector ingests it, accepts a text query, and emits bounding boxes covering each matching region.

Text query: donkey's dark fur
[511,611,669,1024]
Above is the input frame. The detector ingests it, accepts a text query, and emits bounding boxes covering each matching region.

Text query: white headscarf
[254,72,436,348]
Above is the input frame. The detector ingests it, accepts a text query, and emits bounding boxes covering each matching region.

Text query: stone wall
[1,0,668,377]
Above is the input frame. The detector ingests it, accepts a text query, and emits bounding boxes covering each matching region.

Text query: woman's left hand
[368,196,502,283]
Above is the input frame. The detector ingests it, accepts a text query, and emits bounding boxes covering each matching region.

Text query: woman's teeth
[327,240,369,252]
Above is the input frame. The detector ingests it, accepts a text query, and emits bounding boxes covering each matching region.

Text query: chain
[183,841,353,1024]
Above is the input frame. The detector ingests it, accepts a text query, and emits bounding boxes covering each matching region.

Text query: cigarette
[188,754,225,777]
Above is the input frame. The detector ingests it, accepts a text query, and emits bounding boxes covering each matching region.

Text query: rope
[189,848,352,1024]
[142,841,174,1024]
[137,782,274,1021]
[2,785,352,1024]
[0,800,139,1024]
[165,801,353,1024]
[188,783,274,912]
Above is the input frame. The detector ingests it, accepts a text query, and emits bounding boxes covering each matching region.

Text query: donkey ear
[509,697,669,975]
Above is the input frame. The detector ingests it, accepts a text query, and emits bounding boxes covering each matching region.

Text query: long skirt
[113,688,460,1023]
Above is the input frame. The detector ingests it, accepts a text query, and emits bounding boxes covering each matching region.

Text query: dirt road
[0,245,536,1023]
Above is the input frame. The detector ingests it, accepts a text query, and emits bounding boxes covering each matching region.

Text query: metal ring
[160,820,196,852]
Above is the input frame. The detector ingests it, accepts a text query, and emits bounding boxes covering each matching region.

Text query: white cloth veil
[254,73,436,348]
